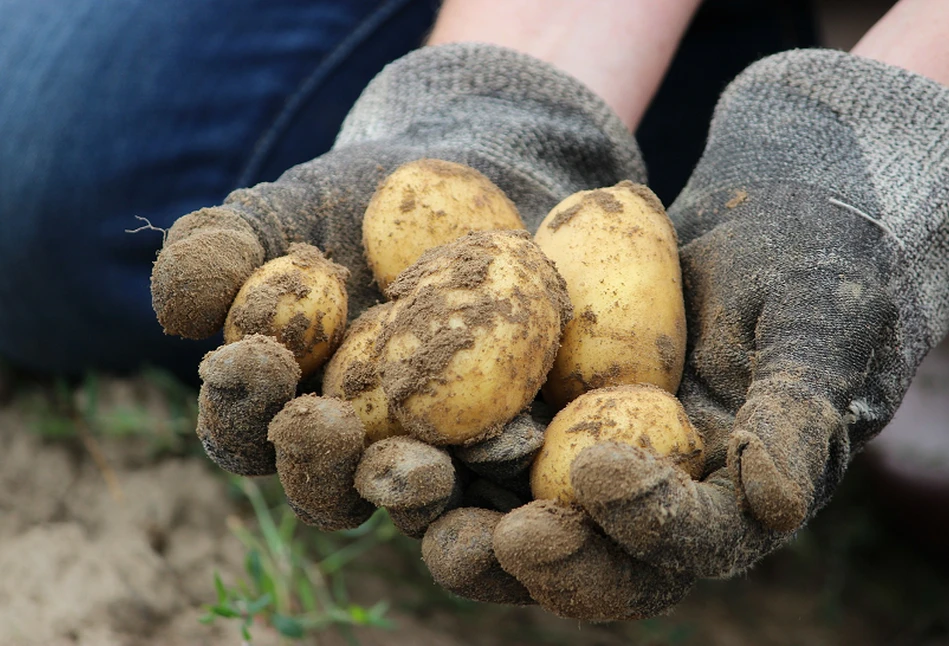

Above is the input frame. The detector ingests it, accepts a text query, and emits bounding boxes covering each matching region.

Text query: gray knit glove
[149,43,640,589]
[462,49,949,620]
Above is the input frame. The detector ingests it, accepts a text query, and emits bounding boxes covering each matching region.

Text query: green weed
[20,367,200,456]
[201,477,396,645]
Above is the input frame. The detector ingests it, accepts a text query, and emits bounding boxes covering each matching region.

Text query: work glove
[424,49,949,620]
[149,42,641,599]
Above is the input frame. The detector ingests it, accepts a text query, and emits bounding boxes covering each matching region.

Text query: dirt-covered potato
[534,181,686,410]
[362,159,525,293]
[378,230,572,446]
[322,303,406,443]
[223,243,348,378]
[530,385,704,504]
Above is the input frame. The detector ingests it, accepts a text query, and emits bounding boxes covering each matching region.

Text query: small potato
[224,243,348,378]
[362,159,525,292]
[530,384,704,504]
[378,230,572,446]
[322,303,406,443]
[534,181,686,410]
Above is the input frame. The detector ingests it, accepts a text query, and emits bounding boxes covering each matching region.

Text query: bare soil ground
[0,369,946,646]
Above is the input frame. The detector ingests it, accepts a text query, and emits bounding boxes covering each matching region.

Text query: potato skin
[530,384,704,504]
[322,303,406,443]
[378,230,572,446]
[534,181,686,410]
[223,243,348,378]
[362,159,525,293]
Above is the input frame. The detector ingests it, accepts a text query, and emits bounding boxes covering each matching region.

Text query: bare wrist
[851,0,949,87]
[426,0,702,130]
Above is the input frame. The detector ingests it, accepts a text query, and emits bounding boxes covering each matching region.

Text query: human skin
[852,0,949,85]
[426,0,704,132]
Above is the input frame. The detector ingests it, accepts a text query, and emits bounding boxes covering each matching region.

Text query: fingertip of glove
[152,206,265,339]
[493,500,588,569]
[422,508,534,606]
[268,395,374,531]
[195,335,300,476]
[493,500,693,622]
[728,430,807,533]
[571,441,677,507]
[354,436,456,509]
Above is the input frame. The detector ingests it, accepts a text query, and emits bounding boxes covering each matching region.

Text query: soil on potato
[1,371,946,646]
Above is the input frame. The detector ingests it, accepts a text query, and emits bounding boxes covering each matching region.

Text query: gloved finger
[453,412,546,481]
[196,334,300,475]
[725,377,849,532]
[422,508,534,606]
[678,201,898,531]
[354,436,462,538]
[151,146,398,342]
[717,268,889,531]
[152,207,265,339]
[571,442,780,578]
[492,500,694,621]
[268,394,374,531]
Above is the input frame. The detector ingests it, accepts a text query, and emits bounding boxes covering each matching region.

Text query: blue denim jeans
[0,0,814,379]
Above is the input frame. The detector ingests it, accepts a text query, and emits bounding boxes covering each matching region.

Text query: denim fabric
[0,0,814,379]
[0,0,439,378]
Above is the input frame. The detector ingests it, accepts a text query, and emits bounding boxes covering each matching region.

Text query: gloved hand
[149,42,642,588]
[423,49,949,620]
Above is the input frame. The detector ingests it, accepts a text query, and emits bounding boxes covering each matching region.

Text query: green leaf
[272,613,306,638]
[246,548,264,587]
[278,506,298,543]
[213,572,228,602]
[296,575,318,613]
[367,600,390,621]
[244,593,273,616]
[207,604,242,619]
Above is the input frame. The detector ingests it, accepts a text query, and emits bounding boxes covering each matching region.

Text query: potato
[322,303,407,443]
[362,159,525,293]
[534,181,686,410]
[378,230,572,446]
[223,242,348,378]
[530,384,704,504]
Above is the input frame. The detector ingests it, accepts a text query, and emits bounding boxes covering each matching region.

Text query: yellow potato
[530,385,704,504]
[378,230,572,446]
[223,243,348,378]
[362,159,525,293]
[534,181,686,410]
[322,303,407,443]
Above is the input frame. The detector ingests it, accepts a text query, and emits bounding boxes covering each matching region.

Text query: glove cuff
[335,42,646,229]
[673,48,949,350]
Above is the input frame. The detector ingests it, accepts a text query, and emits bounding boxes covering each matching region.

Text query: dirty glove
[149,43,641,556]
[426,49,949,620]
